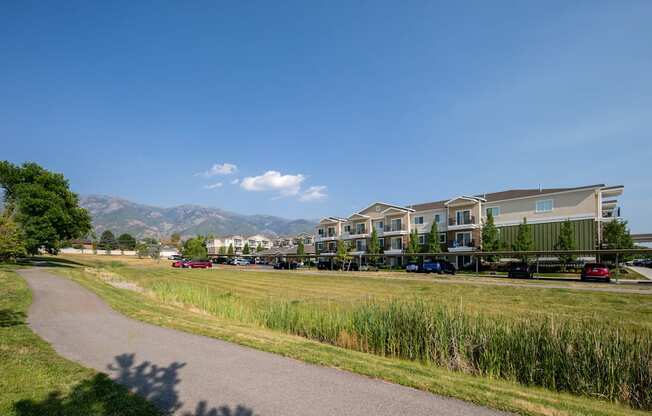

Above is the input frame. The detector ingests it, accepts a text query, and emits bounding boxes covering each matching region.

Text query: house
[314,184,624,268]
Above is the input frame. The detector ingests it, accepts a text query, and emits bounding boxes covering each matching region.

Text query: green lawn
[0,265,161,416]
[47,255,652,415]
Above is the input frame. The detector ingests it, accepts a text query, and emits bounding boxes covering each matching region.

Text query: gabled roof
[444,196,485,206]
[318,217,345,224]
[357,202,414,214]
[347,213,370,220]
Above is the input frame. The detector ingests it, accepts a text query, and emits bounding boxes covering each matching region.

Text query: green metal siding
[497,219,596,251]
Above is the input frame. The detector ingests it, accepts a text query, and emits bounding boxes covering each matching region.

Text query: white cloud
[299,185,328,202]
[197,163,237,177]
[230,178,240,185]
[203,182,223,189]
[240,170,305,196]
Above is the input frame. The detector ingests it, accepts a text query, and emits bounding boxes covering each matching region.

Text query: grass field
[48,254,652,414]
[0,265,160,416]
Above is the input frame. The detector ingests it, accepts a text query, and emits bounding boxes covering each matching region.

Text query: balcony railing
[385,224,406,232]
[448,216,476,226]
[349,228,368,235]
[448,239,475,248]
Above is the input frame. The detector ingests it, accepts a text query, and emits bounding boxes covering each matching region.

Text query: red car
[581,263,610,282]
[186,260,212,269]
[171,260,189,268]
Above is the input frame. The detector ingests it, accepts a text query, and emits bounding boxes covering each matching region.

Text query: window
[374,221,384,230]
[414,216,424,225]
[390,218,402,231]
[378,238,384,248]
[316,242,323,250]
[456,210,471,225]
[356,223,366,234]
[327,227,336,237]
[535,199,553,213]
[356,239,366,251]
[486,207,500,217]
[391,237,402,250]
[318,228,324,236]
[418,235,426,245]
[434,214,441,224]
[439,233,446,243]
[344,225,351,233]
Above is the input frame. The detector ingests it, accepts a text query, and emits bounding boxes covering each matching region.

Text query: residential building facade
[314,184,624,267]
[206,234,272,255]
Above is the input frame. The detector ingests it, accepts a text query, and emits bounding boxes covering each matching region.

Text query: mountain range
[80,195,317,239]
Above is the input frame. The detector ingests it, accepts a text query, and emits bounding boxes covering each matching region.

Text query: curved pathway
[19,268,508,416]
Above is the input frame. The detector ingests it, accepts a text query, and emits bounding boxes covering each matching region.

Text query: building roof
[409,184,607,211]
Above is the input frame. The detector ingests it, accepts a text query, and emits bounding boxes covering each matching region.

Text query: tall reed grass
[143,278,651,409]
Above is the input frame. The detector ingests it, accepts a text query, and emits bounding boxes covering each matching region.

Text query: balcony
[383,224,408,236]
[448,239,476,252]
[448,216,479,230]
[316,232,339,242]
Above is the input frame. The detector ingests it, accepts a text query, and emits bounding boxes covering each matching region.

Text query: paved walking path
[19,268,508,416]
[629,266,652,280]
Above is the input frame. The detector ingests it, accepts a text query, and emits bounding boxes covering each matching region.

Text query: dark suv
[507,263,533,278]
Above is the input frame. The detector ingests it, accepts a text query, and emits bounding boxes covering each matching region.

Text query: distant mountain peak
[80,195,316,239]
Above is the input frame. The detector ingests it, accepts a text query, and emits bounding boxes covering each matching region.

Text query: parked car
[230,258,250,266]
[171,259,189,268]
[358,265,379,272]
[507,263,534,279]
[211,257,228,264]
[405,263,420,272]
[186,260,212,269]
[420,261,456,275]
[581,263,610,282]
[168,254,183,260]
[274,261,298,270]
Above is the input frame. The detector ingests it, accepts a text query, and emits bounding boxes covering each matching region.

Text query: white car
[405,263,420,272]
[233,258,250,266]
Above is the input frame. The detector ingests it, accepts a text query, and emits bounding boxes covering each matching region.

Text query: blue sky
[2,1,651,231]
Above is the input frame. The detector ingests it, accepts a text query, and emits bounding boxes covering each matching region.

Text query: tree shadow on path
[14,353,257,416]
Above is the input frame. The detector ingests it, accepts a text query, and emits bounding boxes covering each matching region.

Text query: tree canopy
[367,228,381,265]
[555,220,575,267]
[425,221,441,254]
[512,218,534,260]
[481,212,500,260]
[117,233,137,251]
[406,229,420,262]
[99,230,117,251]
[182,236,207,259]
[0,211,26,261]
[0,161,92,254]
[243,242,250,255]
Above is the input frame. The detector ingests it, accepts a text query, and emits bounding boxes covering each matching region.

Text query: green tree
[425,221,441,255]
[0,161,92,254]
[367,228,381,265]
[117,233,136,252]
[243,242,250,255]
[218,246,226,255]
[99,230,117,254]
[512,218,534,261]
[0,211,26,262]
[555,219,575,270]
[256,243,263,252]
[182,236,207,259]
[406,229,420,262]
[135,242,149,259]
[602,219,634,262]
[227,243,234,256]
[481,212,500,261]
[336,239,351,268]
[297,240,305,257]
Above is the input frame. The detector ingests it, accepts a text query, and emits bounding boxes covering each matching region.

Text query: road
[19,268,508,416]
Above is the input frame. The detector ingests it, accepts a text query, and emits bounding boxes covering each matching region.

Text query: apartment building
[206,234,272,255]
[314,184,624,267]
[272,233,315,248]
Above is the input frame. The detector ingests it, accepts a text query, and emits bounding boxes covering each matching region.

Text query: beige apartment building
[206,234,272,255]
[314,184,623,267]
